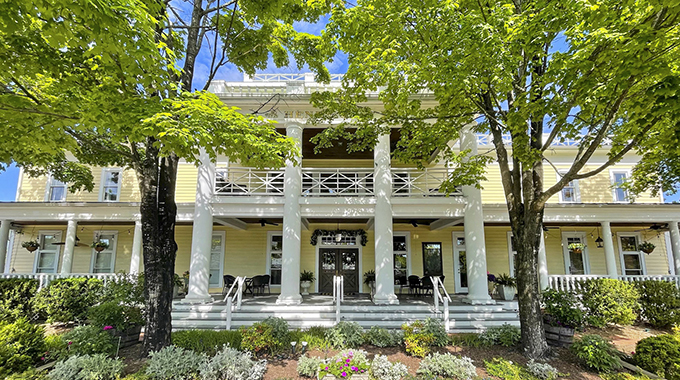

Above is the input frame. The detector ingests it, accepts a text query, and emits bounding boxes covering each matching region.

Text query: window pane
[458,250,468,288]
[94,252,113,273]
[423,243,443,276]
[614,188,627,202]
[38,252,56,269]
[614,172,627,184]
[394,253,407,284]
[42,234,58,249]
[624,254,641,270]
[49,187,65,201]
[103,187,118,201]
[393,236,407,251]
[270,269,282,285]
[620,237,638,251]
[271,235,283,251]
[105,171,120,186]
[562,187,575,202]
[209,235,222,286]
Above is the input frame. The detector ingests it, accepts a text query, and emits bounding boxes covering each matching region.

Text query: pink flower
[351,366,358,371]
[67,341,72,345]
[325,367,329,371]
[341,372,347,377]
[103,326,113,331]
[346,358,351,363]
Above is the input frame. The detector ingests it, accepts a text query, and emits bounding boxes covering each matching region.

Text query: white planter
[501,285,516,301]
[300,281,312,295]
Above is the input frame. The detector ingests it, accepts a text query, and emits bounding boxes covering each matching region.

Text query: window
[34,232,62,273]
[507,232,518,277]
[46,177,66,202]
[558,171,580,203]
[422,242,443,276]
[611,171,629,202]
[91,232,117,273]
[100,169,122,201]
[267,233,282,285]
[393,234,409,284]
[209,233,225,287]
[618,234,645,275]
[453,233,468,291]
[562,232,589,274]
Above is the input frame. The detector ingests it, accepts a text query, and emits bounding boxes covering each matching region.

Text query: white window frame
[99,168,123,202]
[90,231,118,273]
[452,231,468,293]
[209,232,225,288]
[610,169,631,203]
[557,171,581,203]
[507,232,517,277]
[393,232,411,287]
[266,231,283,287]
[33,231,62,273]
[617,232,647,276]
[45,176,67,202]
[561,231,590,274]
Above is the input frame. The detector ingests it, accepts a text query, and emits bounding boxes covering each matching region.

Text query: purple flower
[344,363,349,367]
[325,367,329,371]
[341,372,347,377]
[346,358,351,363]
[67,341,72,345]
[103,326,113,331]
[351,366,358,371]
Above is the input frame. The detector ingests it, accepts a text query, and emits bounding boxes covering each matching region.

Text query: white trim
[209,231,226,288]
[393,231,411,290]
[44,176,67,202]
[98,168,123,202]
[90,231,118,273]
[561,231,590,274]
[266,231,283,287]
[15,167,24,202]
[666,231,675,275]
[33,230,62,273]
[557,170,581,203]
[452,231,468,293]
[617,232,647,275]
[507,231,516,277]
[610,169,632,203]
[314,241,363,293]
[5,229,14,273]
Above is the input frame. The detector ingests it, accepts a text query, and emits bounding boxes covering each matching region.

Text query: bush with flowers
[318,350,370,379]
[59,325,116,357]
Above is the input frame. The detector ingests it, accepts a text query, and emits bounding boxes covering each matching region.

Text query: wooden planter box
[544,324,574,347]
[111,326,142,348]
[319,375,369,380]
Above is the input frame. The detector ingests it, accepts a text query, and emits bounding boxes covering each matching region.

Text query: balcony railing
[301,168,374,196]
[547,274,680,292]
[392,168,463,197]
[215,168,285,196]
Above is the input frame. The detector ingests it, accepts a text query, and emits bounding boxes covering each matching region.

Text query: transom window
[612,171,629,202]
[320,235,357,245]
[393,234,409,285]
[100,169,122,201]
[47,177,66,202]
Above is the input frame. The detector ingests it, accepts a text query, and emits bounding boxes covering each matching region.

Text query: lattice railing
[302,168,374,196]
[214,168,285,196]
[392,168,463,197]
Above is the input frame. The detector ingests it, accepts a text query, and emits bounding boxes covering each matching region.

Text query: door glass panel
[38,252,56,271]
[423,242,443,276]
[342,250,357,270]
[567,237,586,275]
[458,250,468,288]
[209,235,223,286]
[322,251,336,270]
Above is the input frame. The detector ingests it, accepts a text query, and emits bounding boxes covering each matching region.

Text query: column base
[276,293,303,305]
[181,293,214,304]
[463,295,496,305]
[372,292,399,305]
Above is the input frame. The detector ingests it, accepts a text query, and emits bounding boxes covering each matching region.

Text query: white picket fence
[547,274,680,292]
[0,273,122,289]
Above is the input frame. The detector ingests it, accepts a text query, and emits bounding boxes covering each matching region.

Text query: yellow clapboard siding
[17,174,49,202]
[175,164,198,203]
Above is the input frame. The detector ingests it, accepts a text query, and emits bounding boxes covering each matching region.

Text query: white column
[538,230,549,290]
[668,221,680,276]
[184,150,215,303]
[277,124,303,305]
[0,220,10,274]
[601,221,618,277]
[60,220,77,274]
[373,133,399,305]
[461,127,493,304]
[129,221,143,274]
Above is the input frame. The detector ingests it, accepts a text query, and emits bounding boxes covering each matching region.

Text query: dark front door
[318,248,359,294]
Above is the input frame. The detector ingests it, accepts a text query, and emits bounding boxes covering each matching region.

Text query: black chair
[407,275,421,295]
[261,274,271,295]
[396,275,408,294]
[222,275,236,296]
[251,275,271,296]
[420,276,434,296]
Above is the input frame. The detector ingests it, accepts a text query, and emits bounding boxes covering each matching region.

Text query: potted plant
[568,242,585,254]
[363,270,376,293]
[173,273,184,298]
[22,240,40,252]
[495,273,516,301]
[487,272,497,297]
[91,241,109,252]
[300,270,316,295]
[542,289,584,347]
[182,270,190,293]
[639,241,655,254]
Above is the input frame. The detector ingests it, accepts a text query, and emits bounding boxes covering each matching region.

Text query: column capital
[285,123,303,133]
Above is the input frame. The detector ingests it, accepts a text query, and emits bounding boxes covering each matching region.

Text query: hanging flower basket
[22,241,40,252]
[568,243,585,255]
[639,241,655,254]
[91,241,109,252]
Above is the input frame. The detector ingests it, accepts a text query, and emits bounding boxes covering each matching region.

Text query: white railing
[223,276,246,330]
[547,274,680,292]
[0,273,122,289]
[431,276,451,332]
[392,168,463,197]
[475,133,613,147]
[215,168,285,196]
[250,73,344,82]
[302,169,374,196]
[332,275,344,324]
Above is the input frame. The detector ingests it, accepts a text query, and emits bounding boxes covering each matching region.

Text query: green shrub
[288,327,330,350]
[0,318,46,377]
[542,289,584,328]
[635,280,680,328]
[88,301,144,331]
[364,326,402,347]
[198,345,267,380]
[479,324,521,347]
[423,317,449,347]
[402,320,435,357]
[484,358,525,380]
[526,359,559,380]
[261,317,289,350]
[172,329,242,355]
[417,353,476,380]
[4,368,48,380]
[34,278,103,323]
[101,273,145,306]
[60,325,116,356]
[0,279,39,322]
[297,354,324,378]
[634,334,680,380]
[145,346,206,380]
[450,333,484,347]
[579,279,639,327]
[48,354,124,380]
[44,333,68,362]
[600,373,654,380]
[326,321,364,349]
[570,334,621,373]
[370,354,408,380]
[240,322,275,355]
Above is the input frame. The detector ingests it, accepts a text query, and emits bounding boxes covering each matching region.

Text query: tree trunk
[137,141,180,354]
[511,208,549,358]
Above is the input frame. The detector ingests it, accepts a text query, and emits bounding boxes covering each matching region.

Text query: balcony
[214,167,463,197]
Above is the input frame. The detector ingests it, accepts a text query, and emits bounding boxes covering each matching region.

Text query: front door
[562,232,589,275]
[318,248,359,294]
[453,233,468,293]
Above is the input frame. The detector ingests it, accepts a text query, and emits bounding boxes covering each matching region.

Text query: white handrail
[430,276,451,333]
[224,276,246,330]
[333,275,343,324]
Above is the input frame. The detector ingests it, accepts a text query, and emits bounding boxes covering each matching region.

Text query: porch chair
[222,275,237,296]
[396,275,408,294]
[251,275,271,296]
[420,276,434,296]
[407,275,421,295]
